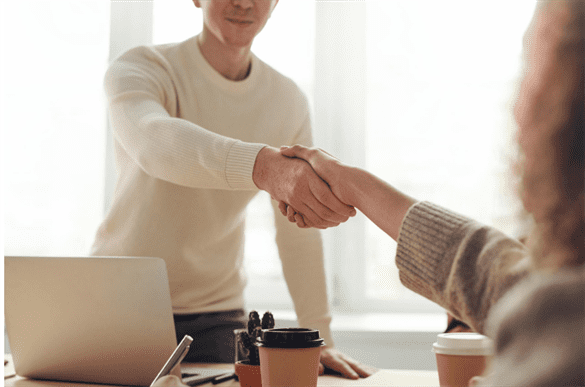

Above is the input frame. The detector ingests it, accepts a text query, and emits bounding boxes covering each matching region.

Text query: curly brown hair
[516,1,584,270]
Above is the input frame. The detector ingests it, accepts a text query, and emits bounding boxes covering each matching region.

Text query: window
[2,1,110,257]
[3,0,538,318]
[360,0,537,309]
[312,0,536,312]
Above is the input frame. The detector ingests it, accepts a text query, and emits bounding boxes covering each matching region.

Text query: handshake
[277,145,356,229]
[253,144,358,230]
[253,144,415,239]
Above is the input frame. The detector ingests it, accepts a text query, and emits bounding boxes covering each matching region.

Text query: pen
[211,372,237,384]
[150,335,193,387]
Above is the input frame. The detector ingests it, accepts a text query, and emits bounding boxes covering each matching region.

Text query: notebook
[4,256,228,386]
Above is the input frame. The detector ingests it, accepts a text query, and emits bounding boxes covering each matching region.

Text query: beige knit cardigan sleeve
[396,201,585,386]
[395,201,530,333]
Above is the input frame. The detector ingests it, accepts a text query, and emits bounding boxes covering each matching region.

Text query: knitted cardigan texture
[396,202,584,386]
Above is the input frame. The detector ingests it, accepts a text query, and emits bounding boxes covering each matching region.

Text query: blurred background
[2,0,537,370]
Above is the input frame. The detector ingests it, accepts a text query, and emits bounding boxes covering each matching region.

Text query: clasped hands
[253,146,355,229]
[254,145,353,229]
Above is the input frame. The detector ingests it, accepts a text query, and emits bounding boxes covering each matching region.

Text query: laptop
[4,256,229,386]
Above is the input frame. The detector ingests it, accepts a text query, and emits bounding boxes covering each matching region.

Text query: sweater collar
[186,35,259,95]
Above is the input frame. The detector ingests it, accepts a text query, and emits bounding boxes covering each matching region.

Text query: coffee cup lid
[432,333,494,356]
[256,328,325,348]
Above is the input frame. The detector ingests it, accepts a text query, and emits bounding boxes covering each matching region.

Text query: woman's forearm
[342,166,417,241]
[278,145,416,238]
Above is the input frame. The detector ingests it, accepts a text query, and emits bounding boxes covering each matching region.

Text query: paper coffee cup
[432,333,493,387]
[256,328,324,387]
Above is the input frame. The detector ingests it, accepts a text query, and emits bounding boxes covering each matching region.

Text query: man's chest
[171,88,295,146]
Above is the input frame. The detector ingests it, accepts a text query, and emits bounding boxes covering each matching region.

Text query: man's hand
[278,145,357,227]
[253,146,355,229]
[319,347,378,379]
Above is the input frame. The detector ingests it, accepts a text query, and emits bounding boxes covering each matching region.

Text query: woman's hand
[278,145,356,228]
[280,145,354,206]
[281,144,417,239]
[254,146,355,229]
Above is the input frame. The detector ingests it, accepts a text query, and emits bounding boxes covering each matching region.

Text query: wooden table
[5,355,440,386]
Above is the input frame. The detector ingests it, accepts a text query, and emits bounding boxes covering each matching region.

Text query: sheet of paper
[319,369,439,386]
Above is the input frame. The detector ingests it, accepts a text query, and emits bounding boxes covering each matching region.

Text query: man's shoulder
[106,38,195,86]
[255,56,304,92]
[115,40,185,65]
[253,56,309,109]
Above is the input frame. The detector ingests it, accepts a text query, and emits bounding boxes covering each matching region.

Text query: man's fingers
[335,353,377,378]
[294,213,308,228]
[293,201,337,229]
[285,204,310,229]
[320,349,359,379]
[327,359,360,380]
[286,205,297,223]
[320,347,377,380]
[278,201,288,217]
[348,361,377,378]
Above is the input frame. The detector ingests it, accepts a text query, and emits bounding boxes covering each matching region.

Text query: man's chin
[225,35,256,48]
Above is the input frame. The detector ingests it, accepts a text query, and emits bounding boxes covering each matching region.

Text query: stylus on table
[211,372,237,384]
[150,335,193,387]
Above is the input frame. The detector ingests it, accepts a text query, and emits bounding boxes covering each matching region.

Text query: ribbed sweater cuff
[225,141,267,190]
[396,201,468,301]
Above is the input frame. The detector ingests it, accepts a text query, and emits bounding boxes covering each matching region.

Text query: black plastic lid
[255,328,325,348]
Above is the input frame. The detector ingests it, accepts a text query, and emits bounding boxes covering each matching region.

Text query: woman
[280,1,584,385]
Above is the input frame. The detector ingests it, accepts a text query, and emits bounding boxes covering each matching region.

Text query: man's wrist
[252,145,275,190]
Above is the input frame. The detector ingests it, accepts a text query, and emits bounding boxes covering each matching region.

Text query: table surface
[5,355,440,386]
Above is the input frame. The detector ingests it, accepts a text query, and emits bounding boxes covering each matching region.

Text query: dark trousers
[174,309,247,363]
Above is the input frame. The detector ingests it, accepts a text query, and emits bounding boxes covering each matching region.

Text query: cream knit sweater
[91,35,333,346]
[397,202,584,386]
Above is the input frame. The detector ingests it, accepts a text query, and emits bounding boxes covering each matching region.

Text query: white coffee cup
[432,333,493,387]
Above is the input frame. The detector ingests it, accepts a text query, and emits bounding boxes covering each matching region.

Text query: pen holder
[234,328,249,363]
[235,360,262,387]
[234,328,262,386]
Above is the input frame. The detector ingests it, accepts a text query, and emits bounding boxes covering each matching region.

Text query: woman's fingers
[280,144,314,162]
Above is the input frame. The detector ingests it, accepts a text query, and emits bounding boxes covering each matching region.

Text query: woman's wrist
[340,166,417,240]
[338,165,364,208]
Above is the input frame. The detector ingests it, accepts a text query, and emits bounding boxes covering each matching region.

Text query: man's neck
[197,28,252,81]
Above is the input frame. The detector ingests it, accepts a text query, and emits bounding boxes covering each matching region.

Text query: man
[92,0,372,379]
